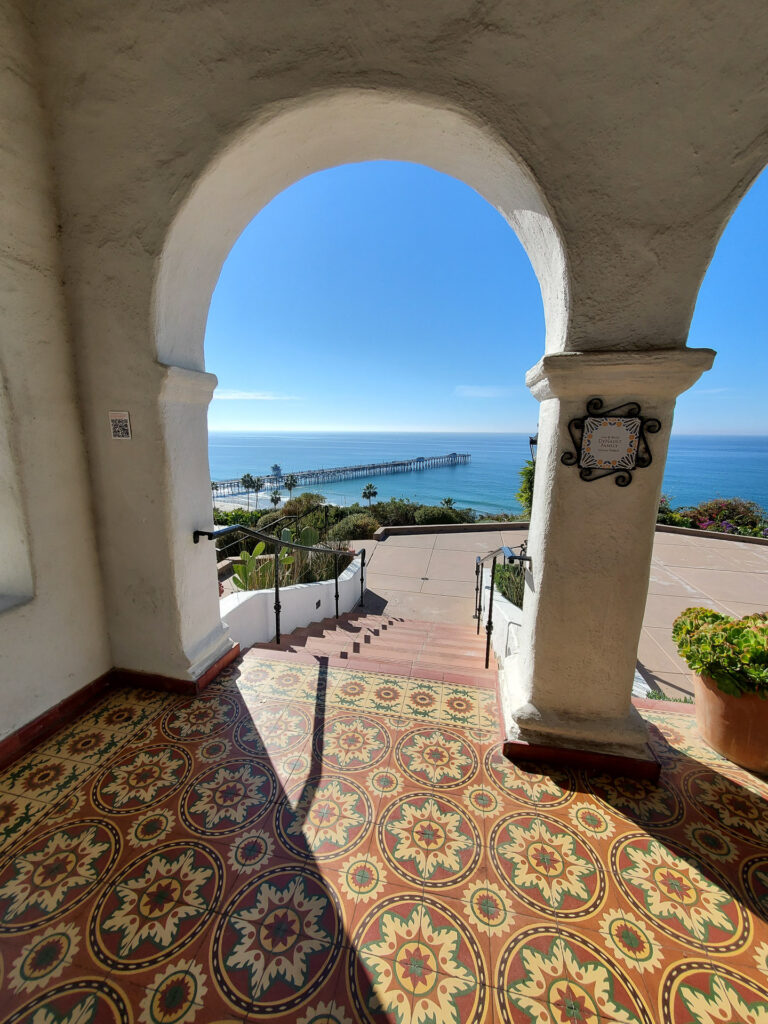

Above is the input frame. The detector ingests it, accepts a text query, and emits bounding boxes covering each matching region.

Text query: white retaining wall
[480,580,524,665]
[220,555,364,648]
[481,580,650,698]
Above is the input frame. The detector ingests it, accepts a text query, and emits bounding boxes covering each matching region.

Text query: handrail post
[334,554,340,619]
[473,559,480,619]
[485,556,496,669]
[273,544,281,644]
[359,548,366,607]
[476,564,483,634]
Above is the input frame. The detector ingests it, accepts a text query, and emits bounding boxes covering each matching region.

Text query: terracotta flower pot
[694,673,768,774]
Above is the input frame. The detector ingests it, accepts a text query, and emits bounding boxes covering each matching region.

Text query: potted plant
[672,607,768,772]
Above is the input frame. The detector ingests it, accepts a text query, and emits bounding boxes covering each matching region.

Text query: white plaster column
[159,366,233,679]
[501,347,714,761]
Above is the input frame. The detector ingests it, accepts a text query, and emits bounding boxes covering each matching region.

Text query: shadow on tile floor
[0,654,767,1022]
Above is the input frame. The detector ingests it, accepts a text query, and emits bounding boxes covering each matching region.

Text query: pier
[211,453,470,495]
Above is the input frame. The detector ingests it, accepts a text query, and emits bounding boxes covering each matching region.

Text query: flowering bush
[672,608,768,697]
[657,496,768,537]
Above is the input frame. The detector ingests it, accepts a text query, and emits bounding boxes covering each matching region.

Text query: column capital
[159,364,219,405]
[526,347,715,402]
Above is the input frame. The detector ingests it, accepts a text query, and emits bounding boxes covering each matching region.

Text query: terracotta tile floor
[1,657,768,1022]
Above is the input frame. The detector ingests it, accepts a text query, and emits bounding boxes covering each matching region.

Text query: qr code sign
[109,411,132,439]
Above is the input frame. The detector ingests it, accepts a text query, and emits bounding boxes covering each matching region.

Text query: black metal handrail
[194,524,366,643]
[474,541,530,668]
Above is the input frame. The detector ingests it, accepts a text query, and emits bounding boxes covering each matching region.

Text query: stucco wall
[3,0,765,707]
[0,0,110,741]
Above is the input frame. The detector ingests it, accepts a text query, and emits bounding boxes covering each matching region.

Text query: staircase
[247,611,497,688]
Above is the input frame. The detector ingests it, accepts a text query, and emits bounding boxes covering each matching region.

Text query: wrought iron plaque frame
[561,398,660,486]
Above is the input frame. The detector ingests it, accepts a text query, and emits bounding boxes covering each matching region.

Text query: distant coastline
[208,431,768,514]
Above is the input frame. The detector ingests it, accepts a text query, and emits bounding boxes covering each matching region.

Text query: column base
[504,700,660,780]
[502,737,659,781]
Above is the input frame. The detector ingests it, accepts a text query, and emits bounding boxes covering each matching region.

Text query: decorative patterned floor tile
[0,753,95,807]
[1,657,768,1023]
[0,794,48,858]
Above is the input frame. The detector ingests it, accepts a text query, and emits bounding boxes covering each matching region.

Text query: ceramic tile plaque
[562,398,660,485]
[579,416,640,471]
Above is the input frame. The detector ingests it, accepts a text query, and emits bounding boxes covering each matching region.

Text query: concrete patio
[358,527,768,700]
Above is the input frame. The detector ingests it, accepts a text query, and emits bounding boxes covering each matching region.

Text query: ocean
[208,432,768,515]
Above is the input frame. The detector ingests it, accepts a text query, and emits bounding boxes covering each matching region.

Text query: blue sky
[206,161,768,434]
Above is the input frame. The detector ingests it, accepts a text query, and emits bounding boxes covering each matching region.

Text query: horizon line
[207,428,768,437]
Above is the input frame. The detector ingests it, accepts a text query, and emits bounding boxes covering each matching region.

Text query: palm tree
[441,497,455,509]
[211,481,219,502]
[253,476,264,509]
[362,483,378,506]
[284,473,298,500]
[241,473,255,510]
[270,487,282,508]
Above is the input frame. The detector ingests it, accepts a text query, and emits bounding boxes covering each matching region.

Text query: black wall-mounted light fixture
[529,434,538,463]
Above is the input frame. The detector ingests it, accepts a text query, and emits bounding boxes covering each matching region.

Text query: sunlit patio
[1,650,767,1023]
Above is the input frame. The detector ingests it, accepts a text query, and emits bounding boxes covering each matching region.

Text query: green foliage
[494,564,525,607]
[441,497,455,508]
[270,488,282,508]
[253,508,284,533]
[672,607,768,697]
[328,513,380,541]
[645,688,694,704]
[299,525,320,547]
[367,498,419,526]
[656,495,695,528]
[282,492,326,515]
[284,474,298,496]
[515,460,535,515]
[362,483,378,506]
[232,541,268,590]
[685,497,768,535]
[657,495,768,536]
[414,505,465,525]
[212,507,266,527]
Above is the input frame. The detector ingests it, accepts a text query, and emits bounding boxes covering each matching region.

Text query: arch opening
[154,89,568,372]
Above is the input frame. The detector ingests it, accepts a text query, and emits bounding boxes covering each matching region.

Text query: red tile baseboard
[0,671,114,772]
[502,738,661,782]
[111,643,240,697]
[0,644,240,773]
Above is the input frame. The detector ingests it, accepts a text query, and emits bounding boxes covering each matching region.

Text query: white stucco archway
[150,88,570,687]
[154,88,569,370]
[151,87,713,771]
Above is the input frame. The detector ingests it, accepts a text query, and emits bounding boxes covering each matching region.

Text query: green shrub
[657,495,768,536]
[281,492,326,516]
[683,497,768,536]
[672,607,768,697]
[515,459,535,515]
[494,564,525,607]
[645,688,694,704]
[656,495,695,528]
[414,505,465,525]
[212,507,267,527]
[327,513,380,541]
[253,509,285,533]
[369,498,420,526]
